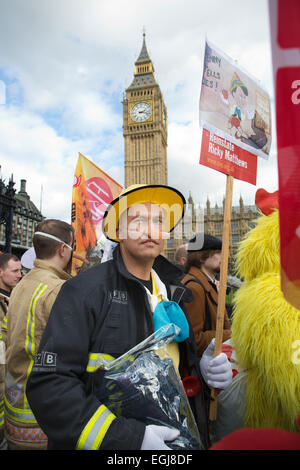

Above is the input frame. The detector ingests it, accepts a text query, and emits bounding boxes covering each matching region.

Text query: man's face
[203,251,222,274]
[118,202,167,262]
[0,259,22,291]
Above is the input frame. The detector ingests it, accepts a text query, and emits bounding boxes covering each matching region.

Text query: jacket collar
[33,259,71,280]
[186,266,218,294]
[0,287,11,298]
[113,245,193,302]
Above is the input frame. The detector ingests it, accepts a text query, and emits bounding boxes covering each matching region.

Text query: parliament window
[167,238,174,249]
[232,235,239,245]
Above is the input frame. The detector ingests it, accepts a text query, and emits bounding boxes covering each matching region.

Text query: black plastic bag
[94,324,202,450]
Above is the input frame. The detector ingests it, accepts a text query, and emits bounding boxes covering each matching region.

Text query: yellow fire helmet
[102,184,186,243]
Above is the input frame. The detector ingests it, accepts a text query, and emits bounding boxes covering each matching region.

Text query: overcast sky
[0,0,277,222]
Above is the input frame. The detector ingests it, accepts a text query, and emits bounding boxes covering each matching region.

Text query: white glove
[200,339,232,389]
[140,425,180,450]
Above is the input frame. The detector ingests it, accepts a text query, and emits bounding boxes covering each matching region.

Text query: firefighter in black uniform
[26,184,232,450]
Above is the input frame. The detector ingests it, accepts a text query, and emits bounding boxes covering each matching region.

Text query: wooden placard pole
[209,174,234,421]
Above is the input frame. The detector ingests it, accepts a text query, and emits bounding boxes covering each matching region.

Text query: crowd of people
[0,183,299,451]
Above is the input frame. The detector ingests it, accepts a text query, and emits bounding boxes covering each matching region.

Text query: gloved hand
[200,339,232,389]
[140,425,180,450]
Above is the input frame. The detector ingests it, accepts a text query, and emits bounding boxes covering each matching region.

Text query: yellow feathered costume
[231,209,300,433]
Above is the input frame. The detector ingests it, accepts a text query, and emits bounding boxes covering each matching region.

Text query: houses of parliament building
[123,33,258,272]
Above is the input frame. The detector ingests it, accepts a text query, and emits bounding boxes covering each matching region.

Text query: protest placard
[199,40,271,420]
[200,39,272,160]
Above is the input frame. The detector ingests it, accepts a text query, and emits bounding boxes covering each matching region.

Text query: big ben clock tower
[123,32,168,187]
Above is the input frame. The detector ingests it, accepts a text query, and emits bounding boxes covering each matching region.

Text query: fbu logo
[44,352,57,366]
[35,351,57,367]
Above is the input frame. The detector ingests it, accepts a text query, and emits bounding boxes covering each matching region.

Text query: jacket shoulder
[182,273,205,290]
[64,261,116,291]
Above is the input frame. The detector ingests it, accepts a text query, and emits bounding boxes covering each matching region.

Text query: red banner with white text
[200,127,257,185]
[269,0,300,309]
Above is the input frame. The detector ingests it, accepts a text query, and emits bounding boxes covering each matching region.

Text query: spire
[206,197,211,217]
[239,194,244,214]
[136,30,151,65]
[127,30,156,91]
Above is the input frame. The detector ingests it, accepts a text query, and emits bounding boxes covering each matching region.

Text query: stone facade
[203,195,258,273]
[0,179,43,257]
[164,193,258,273]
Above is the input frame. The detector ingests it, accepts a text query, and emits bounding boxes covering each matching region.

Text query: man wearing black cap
[182,233,231,357]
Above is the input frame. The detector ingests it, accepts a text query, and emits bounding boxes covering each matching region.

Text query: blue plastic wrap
[94,324,203,450]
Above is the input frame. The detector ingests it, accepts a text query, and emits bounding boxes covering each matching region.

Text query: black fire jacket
[26,246,210,450]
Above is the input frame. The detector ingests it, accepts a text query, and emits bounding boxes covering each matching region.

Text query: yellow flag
[71,153,123,274]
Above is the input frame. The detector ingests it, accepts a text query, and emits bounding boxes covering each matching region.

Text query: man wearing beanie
[182,233,231,357]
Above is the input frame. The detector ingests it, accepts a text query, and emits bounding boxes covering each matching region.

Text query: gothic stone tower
[123,33,168,187]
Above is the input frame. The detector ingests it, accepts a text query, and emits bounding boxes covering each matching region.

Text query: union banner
[71,153,123,274]
[269,0,300,309]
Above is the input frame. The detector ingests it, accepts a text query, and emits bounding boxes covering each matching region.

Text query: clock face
[131,102,151,122]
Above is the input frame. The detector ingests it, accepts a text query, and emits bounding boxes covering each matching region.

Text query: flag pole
[40,184,43,213]
[209,174,233,421]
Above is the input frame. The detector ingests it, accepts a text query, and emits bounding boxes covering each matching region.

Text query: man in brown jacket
[4,219,74,450]
[182,234,231,357]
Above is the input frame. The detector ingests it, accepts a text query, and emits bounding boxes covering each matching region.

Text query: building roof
[188,192,258,218]
[136,32,151,64]
[204,204,257,216]
[126,33,158,91]
[15,180,43,220]
[127,73,157,90]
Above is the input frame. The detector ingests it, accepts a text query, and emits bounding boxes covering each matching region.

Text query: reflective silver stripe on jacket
[76,404,116,450]
[86,352,115,372]
[4,396,37,424]
[0,399,4,426]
